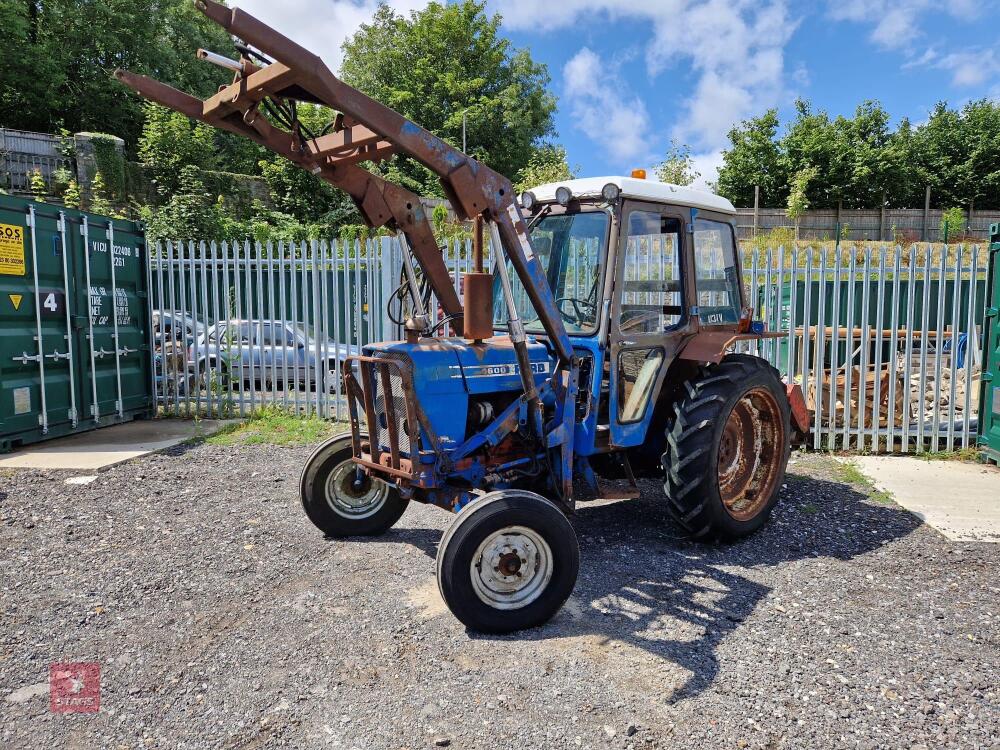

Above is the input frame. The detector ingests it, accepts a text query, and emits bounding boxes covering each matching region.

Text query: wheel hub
[325,461,388,520]
[718,387,785,522]
[470,526,553,610]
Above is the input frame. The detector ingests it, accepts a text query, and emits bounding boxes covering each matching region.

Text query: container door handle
[12,352,42,365]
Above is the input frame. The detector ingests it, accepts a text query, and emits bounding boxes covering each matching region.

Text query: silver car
[188,319,357,391]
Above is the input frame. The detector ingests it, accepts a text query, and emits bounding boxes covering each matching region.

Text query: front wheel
[300,433,409,537]
[662,354,791,541]
[436,490,579,633]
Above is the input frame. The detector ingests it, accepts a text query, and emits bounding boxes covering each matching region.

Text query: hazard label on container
[9,293,23,310]
[0,223,26,276]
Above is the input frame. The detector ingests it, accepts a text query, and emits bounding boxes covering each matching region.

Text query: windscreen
[493,210,610,334]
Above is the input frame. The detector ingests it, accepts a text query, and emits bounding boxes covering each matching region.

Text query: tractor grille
[343,351,420,480]
[372,351,412,455]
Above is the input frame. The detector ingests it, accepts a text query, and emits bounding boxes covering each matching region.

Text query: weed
[832,458,897,507]
[800,502,819,514]
[206,406,344,447]
[917,448,981,463]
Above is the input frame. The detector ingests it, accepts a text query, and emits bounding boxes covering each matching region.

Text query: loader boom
[116,0,575,364]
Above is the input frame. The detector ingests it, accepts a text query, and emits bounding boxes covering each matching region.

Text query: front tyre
[300,433,408,537]
[662,354,791,541]
[436,490,579,634]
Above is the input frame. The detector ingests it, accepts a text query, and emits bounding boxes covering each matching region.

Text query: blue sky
[237,0,1000,187]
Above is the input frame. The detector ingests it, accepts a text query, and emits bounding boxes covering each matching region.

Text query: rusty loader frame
[117,0,582,500]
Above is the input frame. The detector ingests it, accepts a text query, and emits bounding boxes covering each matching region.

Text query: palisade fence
[150,237,989,455]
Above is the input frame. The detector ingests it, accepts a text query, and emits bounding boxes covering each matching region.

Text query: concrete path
[853,455,1000,542]
[0,419,233,471]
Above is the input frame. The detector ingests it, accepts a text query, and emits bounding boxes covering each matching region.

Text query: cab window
[619,210,683,335]
[693,219,741,325]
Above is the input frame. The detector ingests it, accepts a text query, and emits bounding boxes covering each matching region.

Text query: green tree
[144,165,223,241]
[786,166,817,239]
[515,145,576,192]
[0,0,235,147]
[29,169,47,202]
[63,179,82,210]
[340,1,557,196]
[89,171,114,216]
[138,103,218,197]
[716,110,785,207]
[654,140,700,187]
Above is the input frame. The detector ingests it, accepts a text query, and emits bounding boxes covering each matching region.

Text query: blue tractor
[119,0,809,633]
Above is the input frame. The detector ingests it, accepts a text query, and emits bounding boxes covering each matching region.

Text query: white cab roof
[528,176,736,216]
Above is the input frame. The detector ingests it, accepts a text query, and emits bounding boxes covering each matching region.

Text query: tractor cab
[496,176,747,458]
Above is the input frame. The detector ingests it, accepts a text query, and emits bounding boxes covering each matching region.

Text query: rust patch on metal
[679,331,784,364]
[785,383,811,435]
[718,386,786,523]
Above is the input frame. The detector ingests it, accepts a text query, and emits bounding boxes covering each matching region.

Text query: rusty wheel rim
[717,387,785,522]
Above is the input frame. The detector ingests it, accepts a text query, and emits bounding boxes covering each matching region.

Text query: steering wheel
[556,297,598,327]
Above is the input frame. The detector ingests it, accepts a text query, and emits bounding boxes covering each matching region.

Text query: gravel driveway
[1,441,997,749]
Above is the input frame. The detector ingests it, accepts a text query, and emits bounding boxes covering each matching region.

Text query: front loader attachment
[116,0,580,502]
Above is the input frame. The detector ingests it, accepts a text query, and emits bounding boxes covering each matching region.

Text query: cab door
[608,201,689,447]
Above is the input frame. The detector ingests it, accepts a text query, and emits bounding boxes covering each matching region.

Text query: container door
[78,218,154,423]
[979,227,1000,458]
[0,201,79,442]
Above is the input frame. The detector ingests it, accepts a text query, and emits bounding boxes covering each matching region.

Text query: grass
[916,448,982,463]
[831,456,897,506]
[800,502,819,515]
[206,407,345,447]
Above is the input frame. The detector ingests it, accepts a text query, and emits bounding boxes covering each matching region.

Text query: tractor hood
[363,336,552,448]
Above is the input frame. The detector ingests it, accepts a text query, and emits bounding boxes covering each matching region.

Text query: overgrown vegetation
[206,407,343,447]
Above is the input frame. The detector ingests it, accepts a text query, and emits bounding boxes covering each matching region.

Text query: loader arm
[116,0,581,503]
[115,0,574,364]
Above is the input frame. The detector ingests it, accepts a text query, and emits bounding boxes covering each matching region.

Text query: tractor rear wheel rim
[470,526,553,610]
[325,461,389,520]
[718,387,784,522]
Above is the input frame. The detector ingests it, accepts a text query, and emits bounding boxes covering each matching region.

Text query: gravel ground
[1,442,997,750]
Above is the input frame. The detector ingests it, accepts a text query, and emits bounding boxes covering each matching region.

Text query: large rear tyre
[662,354,790,541]
[436,491,579,634]
[300,433,409,537]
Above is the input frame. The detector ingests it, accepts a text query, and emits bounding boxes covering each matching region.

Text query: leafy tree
[515,145,576,191]
[716,110,785,206]
[138,103,218,197]
[940,206,965,241]
[340,1,557,196]
[89,171,114,216]
[786,166,817,239]
[63,179,81,210]
[0,0,235,147]
[655,140,700,187]
[144,165,223,241]
[29,169,47,202]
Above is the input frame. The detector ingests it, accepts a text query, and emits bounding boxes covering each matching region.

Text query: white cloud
[690,150,725,191]
[922,49,1000,88]
[497,0,796,153]
[827,0,985,51]
[233,0,430,72]
[563,48,653,165]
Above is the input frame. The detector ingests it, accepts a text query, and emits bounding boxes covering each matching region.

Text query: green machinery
[978,223,1000,463]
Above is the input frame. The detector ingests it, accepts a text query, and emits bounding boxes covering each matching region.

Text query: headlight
[520,191,537,211]
[555,186,573,206]
[601,182,621,203]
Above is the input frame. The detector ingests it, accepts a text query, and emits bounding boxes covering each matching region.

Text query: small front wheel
[300,433,408,537]
[436,490,579,633]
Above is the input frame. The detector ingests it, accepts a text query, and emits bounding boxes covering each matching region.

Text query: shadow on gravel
[475,473,924,704]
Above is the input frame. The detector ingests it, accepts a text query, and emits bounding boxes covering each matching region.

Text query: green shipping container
[979,224,1000,462]
[0,195,153,452]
